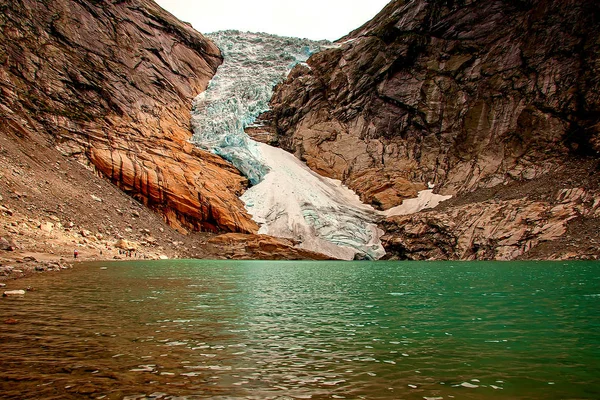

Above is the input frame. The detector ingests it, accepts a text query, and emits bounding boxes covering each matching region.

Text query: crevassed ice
[191,31,324,185]
[190,31,385,260]
[241,143,385,261]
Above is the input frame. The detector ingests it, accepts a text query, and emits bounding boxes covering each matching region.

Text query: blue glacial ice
[191,31,385,260]
[191,31,321,185]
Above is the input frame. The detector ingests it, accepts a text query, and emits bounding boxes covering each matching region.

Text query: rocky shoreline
[1,257,71,283]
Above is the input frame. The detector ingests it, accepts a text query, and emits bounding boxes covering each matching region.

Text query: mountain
[0,0,257,235]
[2,0,599,266]
[0,0,330,271]
[262,0,600,260]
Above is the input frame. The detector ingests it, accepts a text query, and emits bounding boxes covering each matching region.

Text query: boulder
[0,237,17,251]
[3,290,26,296]
[0,205,13,216]
[40,222,54,233]
[115,239,138,251]
[80,230,93,238]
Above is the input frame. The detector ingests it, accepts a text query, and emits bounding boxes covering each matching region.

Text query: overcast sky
[154,0,391,41]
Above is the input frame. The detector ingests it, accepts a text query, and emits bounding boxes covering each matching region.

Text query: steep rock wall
[264,0,600,260]
[0,0,257,234]
[267,0,600,207]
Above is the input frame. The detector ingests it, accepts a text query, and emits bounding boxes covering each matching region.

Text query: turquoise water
[0,260,598,399]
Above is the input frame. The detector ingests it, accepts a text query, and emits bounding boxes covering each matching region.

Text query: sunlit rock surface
[0,0,258,234]
[191,31,385,260]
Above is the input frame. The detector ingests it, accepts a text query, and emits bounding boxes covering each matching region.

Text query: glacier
[240,142,384,260]
[190,31,386,260]
[190,31,451,260]
[191,31,324,185]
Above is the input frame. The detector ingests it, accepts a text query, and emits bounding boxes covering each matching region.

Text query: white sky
[154,0,391,41]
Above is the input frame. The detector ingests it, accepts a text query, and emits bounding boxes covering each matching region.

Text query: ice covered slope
[191,31,325,185]
[190,31,385,260]
[241,143,385,261]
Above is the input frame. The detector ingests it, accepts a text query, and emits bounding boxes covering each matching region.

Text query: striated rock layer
[0,0,257,234]
[265,0,600,259]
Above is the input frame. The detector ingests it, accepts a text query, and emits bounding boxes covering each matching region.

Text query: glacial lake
[1,260,599,399]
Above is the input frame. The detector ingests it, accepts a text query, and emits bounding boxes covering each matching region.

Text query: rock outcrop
[266,0,599,205]
[263,0,600,260]
[382,184,600,260]
[205,233,335,260]
[379,157,600,260]
[0,0,257,234]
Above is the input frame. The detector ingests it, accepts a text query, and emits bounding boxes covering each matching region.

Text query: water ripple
[0,260,598,399]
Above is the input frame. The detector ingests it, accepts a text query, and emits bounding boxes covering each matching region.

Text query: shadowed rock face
[265,0,600,260]
[267,0,600,206]
[0,0,257,234]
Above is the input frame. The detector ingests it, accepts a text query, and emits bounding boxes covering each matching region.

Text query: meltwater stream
[190,32,384,260]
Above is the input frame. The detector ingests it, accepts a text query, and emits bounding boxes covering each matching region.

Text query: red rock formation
[206,233,335,260]
[0,0,257,234]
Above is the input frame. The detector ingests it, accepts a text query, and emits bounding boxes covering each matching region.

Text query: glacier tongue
[190,31,385,260]
[241,143,385,260]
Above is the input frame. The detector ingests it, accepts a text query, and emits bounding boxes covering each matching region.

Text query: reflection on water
[0,260,599,399]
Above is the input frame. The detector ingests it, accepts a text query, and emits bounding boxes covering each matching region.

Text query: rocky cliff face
[381,160,600,260]
[265,0,600,259]
[268,0,599,202]
[0,0,257,234]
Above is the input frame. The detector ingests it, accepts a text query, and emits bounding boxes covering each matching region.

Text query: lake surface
[1,260,598,399]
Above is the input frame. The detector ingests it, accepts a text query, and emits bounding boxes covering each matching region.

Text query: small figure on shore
[73,249,78,259]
